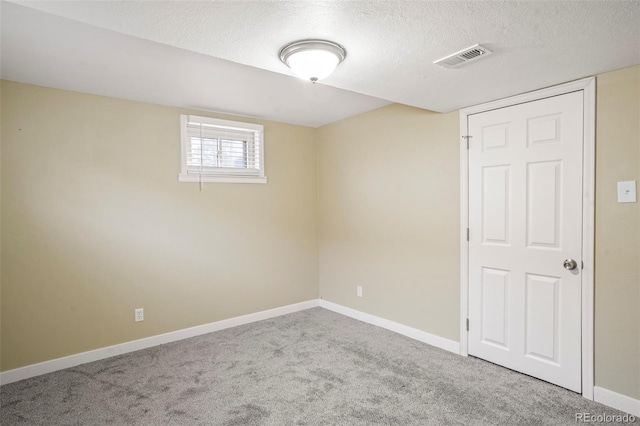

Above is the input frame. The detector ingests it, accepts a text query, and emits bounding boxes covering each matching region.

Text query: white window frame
[178,114,267,184]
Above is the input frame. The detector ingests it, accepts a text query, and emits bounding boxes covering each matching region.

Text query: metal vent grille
[434,44,492,68]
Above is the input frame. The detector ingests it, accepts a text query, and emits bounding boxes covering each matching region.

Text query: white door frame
[459,77,596,400]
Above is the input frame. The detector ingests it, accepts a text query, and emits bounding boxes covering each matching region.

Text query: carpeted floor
[0,307,636,425]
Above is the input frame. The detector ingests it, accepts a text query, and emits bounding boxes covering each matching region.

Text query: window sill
[178,174,267,184]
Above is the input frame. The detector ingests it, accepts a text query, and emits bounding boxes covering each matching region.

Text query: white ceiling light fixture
[279,39,347,83]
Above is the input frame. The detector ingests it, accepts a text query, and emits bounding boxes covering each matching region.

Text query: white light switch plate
[617,181,637,203]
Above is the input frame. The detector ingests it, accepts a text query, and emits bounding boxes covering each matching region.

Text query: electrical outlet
[135,308,144,322]
[357,286,363,297]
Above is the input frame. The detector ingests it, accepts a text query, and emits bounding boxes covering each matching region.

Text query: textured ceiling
[0,2,390,127]
[3,1,640,126]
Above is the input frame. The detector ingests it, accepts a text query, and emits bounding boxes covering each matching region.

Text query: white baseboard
[4,297,636,419]
[0,299,320,386]
[319,299,460,354]
[594,386,640,417]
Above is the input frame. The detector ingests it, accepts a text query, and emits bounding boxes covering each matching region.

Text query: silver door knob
[563,259,578,270]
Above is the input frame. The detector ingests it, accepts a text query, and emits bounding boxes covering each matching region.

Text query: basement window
[178,115,266,184]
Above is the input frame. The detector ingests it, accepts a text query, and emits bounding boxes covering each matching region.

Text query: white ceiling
[0,2,390,127]
[2,1,640,127]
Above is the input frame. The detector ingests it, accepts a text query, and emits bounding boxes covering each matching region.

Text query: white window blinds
[179,115,266,184]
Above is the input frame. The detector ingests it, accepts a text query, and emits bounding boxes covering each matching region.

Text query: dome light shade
[286,49,339,82]
[279,40,346,83]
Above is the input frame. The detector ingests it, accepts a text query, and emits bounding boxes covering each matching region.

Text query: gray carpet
[0,308,636,425]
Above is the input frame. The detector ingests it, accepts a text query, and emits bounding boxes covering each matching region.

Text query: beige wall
[594,66,640,399]
[317,105,460,341]
[0,81,319,371]
[316,66,640,400]
[2,66,639,401]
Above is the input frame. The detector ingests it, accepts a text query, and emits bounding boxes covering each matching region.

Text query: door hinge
[466,228,469,241]
[466,318,469,331]
[462,135,472,149]
[581,261,584,270]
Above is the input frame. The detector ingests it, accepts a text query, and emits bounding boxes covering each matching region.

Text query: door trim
[459,77,596,400]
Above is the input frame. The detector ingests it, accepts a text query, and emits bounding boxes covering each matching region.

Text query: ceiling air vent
[434,44,492,68]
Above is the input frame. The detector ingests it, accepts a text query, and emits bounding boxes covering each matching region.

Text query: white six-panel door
[468,91,584,392]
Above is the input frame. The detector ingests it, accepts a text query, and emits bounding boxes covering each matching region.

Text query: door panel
[468,91,583,392]
[482,166,511,245]
[481,267,510,349]
[526,161,561,249]
[524,273,560,363]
